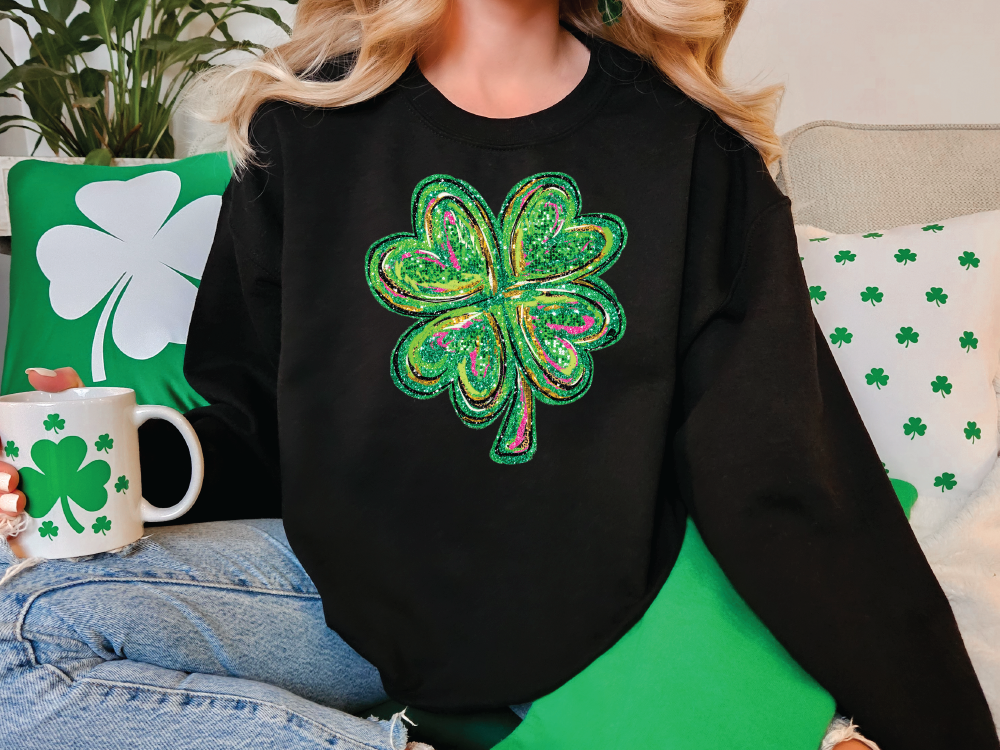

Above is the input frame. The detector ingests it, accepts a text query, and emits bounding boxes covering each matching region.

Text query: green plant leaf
[84,146,113,165]
[0,63,68,93]
[67,10,99,38]
[42,0,76,23]
[236,3,290,33]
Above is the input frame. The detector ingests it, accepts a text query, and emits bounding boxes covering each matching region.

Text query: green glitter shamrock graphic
[38,520,58,539]
[92,515,112,535]
[4,440,17,459]
[894,248,917,265]
[20,436,111,534]
[366,173,626,464]
[834,250,856,265]
[965,422,981,444]
[809,237,829,243]
[931,375,952,398]
[903,417,926,440]
[43,413,65,433]
[860,286,883,306]
[808,285,826,304]
[862,232,883,239]
[895,326,919,347]
[934,472,957,492]
[829,327,852,348]
[115,475,129,493]
[959,251,980,270]
[94,434,113,453]
[926,287,948,307]
[960,331,978,352]
[866,368,889,389]
[922,224,945,233]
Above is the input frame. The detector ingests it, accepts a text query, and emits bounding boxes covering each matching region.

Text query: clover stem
[91,274,129,383]
[61,495,84,534]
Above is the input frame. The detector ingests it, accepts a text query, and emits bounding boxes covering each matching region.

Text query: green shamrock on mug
[366,172,626,464]
[38,520,58,539]
[115,475,129,493]
[92,516,112,535]
[95,434,114,453]
[4,440,17,459]
[20,436,111,534]
[43,413,65,433]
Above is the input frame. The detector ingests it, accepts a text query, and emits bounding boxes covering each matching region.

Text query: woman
[0,0,996,748]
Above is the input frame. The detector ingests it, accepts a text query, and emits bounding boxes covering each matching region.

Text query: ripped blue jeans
[0,519,412,750]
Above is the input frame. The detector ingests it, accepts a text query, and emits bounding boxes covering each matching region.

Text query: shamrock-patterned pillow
[2,153,231,410]
[797,211,1000,529]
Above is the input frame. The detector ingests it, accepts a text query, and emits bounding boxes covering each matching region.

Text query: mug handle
[132,404,205,523]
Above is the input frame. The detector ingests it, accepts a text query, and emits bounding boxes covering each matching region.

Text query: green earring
[599,0,623,26]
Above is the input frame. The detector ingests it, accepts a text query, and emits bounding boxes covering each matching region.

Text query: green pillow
[3,153,231,410]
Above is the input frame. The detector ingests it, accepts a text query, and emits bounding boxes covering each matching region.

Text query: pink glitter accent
[402,252,411,259]
[434,332,449,348]
[547,315,595,336]
[416,249,448,269]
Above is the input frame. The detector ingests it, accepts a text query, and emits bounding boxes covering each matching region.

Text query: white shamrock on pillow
[36,171,222,381]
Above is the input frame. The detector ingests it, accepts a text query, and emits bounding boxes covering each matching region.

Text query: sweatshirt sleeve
[139,109,284,524]
[673,120,999,749]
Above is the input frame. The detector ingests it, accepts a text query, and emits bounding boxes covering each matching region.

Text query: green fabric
[890,477,919,519]
[3,153,231,410]
[495,518,836,750]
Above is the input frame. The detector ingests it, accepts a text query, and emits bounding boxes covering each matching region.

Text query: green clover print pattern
[21,434,111,535]
[799,219,999,502]
[366,173,626,464]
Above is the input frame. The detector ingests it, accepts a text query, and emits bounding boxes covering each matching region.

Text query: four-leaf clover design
[43,413,65,433]
[931,375,953,398]
[965,422,981,444]
[903,417,926,440]
[92,515,112,535]
[834,250,856,265]
[36,172,223,382]
[895,326,919,348]
[894,248,917,265]
[829,327,852,348]
[865,368,889,389]
[808,285,826,304]
[958,251,980,270]
[20,436,111,534]
[862,232,883,239]
[960,331,978,352]
[922,224,945,233]
[95,434,114,453]
[925,287,948,306]
[934,472,957,491]
[38,520,58,539]
[860,286,883,306]
[366,173,626,464]
[4,440,17,459]
[115,475,129,493]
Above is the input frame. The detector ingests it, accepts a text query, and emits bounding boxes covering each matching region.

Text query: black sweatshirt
[141,36,999,748]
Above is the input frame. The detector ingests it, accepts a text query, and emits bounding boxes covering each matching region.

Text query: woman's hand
[0,367,84,527]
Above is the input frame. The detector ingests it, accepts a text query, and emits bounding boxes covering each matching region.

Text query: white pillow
[797,211,1000,530]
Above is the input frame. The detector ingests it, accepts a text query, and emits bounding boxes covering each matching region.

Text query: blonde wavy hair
[204,0,782,168]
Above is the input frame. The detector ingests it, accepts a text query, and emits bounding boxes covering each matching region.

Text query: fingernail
[0,474,10,492]
[25,367,57,378]
[0,493,21,513]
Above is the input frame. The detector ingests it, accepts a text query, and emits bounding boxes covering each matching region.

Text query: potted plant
[0,0,294,164]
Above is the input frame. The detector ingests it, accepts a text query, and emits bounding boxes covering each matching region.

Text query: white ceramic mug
[0,387,203,559]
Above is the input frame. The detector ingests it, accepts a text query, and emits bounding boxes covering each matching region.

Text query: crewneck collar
[399,32,613,149]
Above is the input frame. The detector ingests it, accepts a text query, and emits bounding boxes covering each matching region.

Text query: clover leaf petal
[20,436,111,534]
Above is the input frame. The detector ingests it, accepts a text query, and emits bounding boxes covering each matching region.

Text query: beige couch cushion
[776,121,1000,234]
